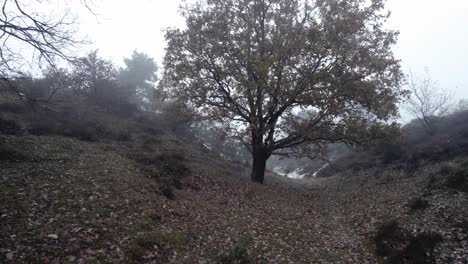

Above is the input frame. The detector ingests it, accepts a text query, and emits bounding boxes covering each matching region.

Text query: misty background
[69,0,468,178]
[1,1,468,262]
[72,0,468,99]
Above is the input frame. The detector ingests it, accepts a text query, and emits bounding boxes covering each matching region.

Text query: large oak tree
[161,0,405,183]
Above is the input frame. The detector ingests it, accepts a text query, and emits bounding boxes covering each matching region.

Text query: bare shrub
[0,118,23,135]
[407,197,430,212]
[0,142,31,161]
[374,221,442,264]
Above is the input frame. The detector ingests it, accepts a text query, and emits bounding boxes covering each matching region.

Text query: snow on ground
[312,163,329,177]
[202,143,213,150]
[273,167,306,179]
[286,169,306,179]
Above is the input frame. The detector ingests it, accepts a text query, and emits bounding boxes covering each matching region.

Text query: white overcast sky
[73,0,468,99]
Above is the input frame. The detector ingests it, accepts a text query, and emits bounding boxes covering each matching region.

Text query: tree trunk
[251,146,268,184]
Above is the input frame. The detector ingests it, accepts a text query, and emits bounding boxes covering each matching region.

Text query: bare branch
[0,0,93,104]
[404,70,454,134]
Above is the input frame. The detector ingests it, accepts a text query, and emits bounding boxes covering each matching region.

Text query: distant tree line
[5,50,157,113]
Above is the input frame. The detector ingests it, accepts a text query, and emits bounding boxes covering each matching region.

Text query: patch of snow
[287,169,306,179]
[272,167,306,179]
[47,234,58,239]
[312,163,329,177]
[203,143,212,150]
[272,166,284,175]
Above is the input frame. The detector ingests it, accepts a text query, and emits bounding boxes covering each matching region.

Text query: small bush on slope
[321,109,468,176]
[127,232,191,262]
[375,221,443,264]
[406,197,430,212]
[0,118,23,135]
[0,101,28,114]
[127,146,191,200]
[215,236,254,264]
[130,151,190,177]
[28,110,133,142]
[0,141,32,161]
[375,221,411,258]
[431,163,468,194]
[461,159,468,170]
[445,170,468,193]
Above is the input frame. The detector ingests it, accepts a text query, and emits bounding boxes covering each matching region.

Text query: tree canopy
[72,50,117,97]
[119,51,158,107]
[162,0,405,183]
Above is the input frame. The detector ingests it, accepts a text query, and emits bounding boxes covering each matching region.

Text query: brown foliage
[162,0,404,182]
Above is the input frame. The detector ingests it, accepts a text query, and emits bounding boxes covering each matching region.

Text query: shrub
[160,185,175,200]
[0,142,31,161]
[28,118,62,136]
[158,100,195,135]
[0,118,22,135]
[322,150,376,174]
[439,164,457,176]
[129,150,190,199]
[375,221,442,264]
[374,221,410,258]
[427,173,437,187]
[215,236,254,264]
[127,232,190,261]
[460,160,468,170]
[407,197,430,212]
[131,152,190,177]
[445,170,468,193]
[326,110,468,172]
[454,220,468,234]
[116,130,131,141]
[388,233,442,264]
[0,101,28,114]
[158,153,190,177]
[61,120,100,141]
[28,109,134,142]
[374,140,405,164]
[172,178,183,190]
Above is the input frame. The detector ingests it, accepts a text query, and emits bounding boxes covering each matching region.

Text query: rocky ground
[0,135,467,263]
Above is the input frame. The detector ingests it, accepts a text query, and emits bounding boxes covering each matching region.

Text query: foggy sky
[75,0,468,99]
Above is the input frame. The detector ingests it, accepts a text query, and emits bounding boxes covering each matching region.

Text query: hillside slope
[1,133,466,264]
